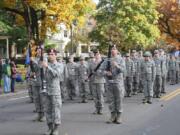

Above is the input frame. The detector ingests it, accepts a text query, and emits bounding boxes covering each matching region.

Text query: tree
[90,0,160,52]
[0,0,95,41]
[158,0,180,50]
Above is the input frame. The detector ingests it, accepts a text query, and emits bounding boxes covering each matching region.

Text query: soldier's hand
[41,61,48,68]
[106,71,112,76]
[112,61,118,67]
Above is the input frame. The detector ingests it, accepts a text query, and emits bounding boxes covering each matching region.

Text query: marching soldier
[138,51,144,93]
[175,56,180,84]
[26,65,33,103]
[159,49,168,93]
[124,53,135,97]
[105,45,125,124]
[42,49,63,135]
[131,50,140,95]
[78,56,89,103]
[66,56,79,100]
[140,51,156,104]
[88,51,95,100]
[168,54,176,85]
[31,47,45,122]
[57,55,68,103]
[153,50,162,98]
[89,51,105,114]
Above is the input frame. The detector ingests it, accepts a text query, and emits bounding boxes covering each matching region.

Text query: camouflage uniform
[105,55,125,124]
[131,51,141,94]
[87,56,95,100]
[57,58,68,102]
[26,65,33,103]
[124,54,135,97]
[140,52,156,104]
[175,57,180,84]
[44,61,63,135]
[168,55,176,85]
[153,51,162,98]
[31,57,45,120]
[159,49,168,93]
[89,58,105,114]
[78,57,89,103]
[66,59,79,99]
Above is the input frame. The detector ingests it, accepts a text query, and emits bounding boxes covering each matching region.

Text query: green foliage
[90,0,160,51]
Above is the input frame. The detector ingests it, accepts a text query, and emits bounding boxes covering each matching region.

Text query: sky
[93,0,99,4]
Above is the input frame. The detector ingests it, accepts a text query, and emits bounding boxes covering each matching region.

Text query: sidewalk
[0,82,27,97]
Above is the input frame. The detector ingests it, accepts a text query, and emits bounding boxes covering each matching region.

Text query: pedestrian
[140,51,156,104]
[2,59,11,93]
[159,49,168,93]
[131,50,141,94]
[175,56,180,84]
[31,46,45,122]
[26,65,34,103]
[124,53,135,97]
[10,61,17,93]
[153,50,162,98]
[89,51,105,114]
[42,48,63,135]
[105,45,125,124]
[168,54,176,85]
[66,56,79,100]
[87,51,95,100]
[57,54,68,103]
[78,56,89,103]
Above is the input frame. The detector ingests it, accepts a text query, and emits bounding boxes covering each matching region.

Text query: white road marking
[8,96,29,101]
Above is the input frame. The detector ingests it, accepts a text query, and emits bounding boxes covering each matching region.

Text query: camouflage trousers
[92,83,105,110]
[153,75,162,96]
[32,85,44,113]
[143,79,153,98]
[44,94,62,125]
[60,81,67,99]
[161,75,166,93]
[176,71,179,83]
[107,83,124,113]
[79,81,89,100]
[67,79,79,97]
[133,74,139,93]
[125,77,133,96]
[28,84,33,102]
[169,70,176,84]
[89,80,94,98]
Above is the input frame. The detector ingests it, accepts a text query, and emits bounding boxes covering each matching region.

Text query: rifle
[39,41,46,91]
[106,42,113,80]
[28,41,36,79]
[87,58,105,80]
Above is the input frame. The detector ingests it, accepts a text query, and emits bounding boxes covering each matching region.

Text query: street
[0,83,179,135]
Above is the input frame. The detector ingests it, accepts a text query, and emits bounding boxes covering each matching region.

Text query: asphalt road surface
[0,83,179,135]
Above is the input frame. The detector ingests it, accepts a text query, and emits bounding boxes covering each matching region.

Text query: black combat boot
[106,112,116,124]
[97,108,103,115]
[52,124,60,135]
[44,123,53,135]
[115,112,122,124]
[147,96,152,104]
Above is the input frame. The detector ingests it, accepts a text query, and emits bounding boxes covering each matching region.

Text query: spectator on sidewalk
[10,61,17,93]
[2,59,11,93]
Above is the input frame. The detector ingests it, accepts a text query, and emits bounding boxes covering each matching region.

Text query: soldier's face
[144,56,150,61]
[111,48,118,56]
[48,53,56,62]
[95,53,101,59]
